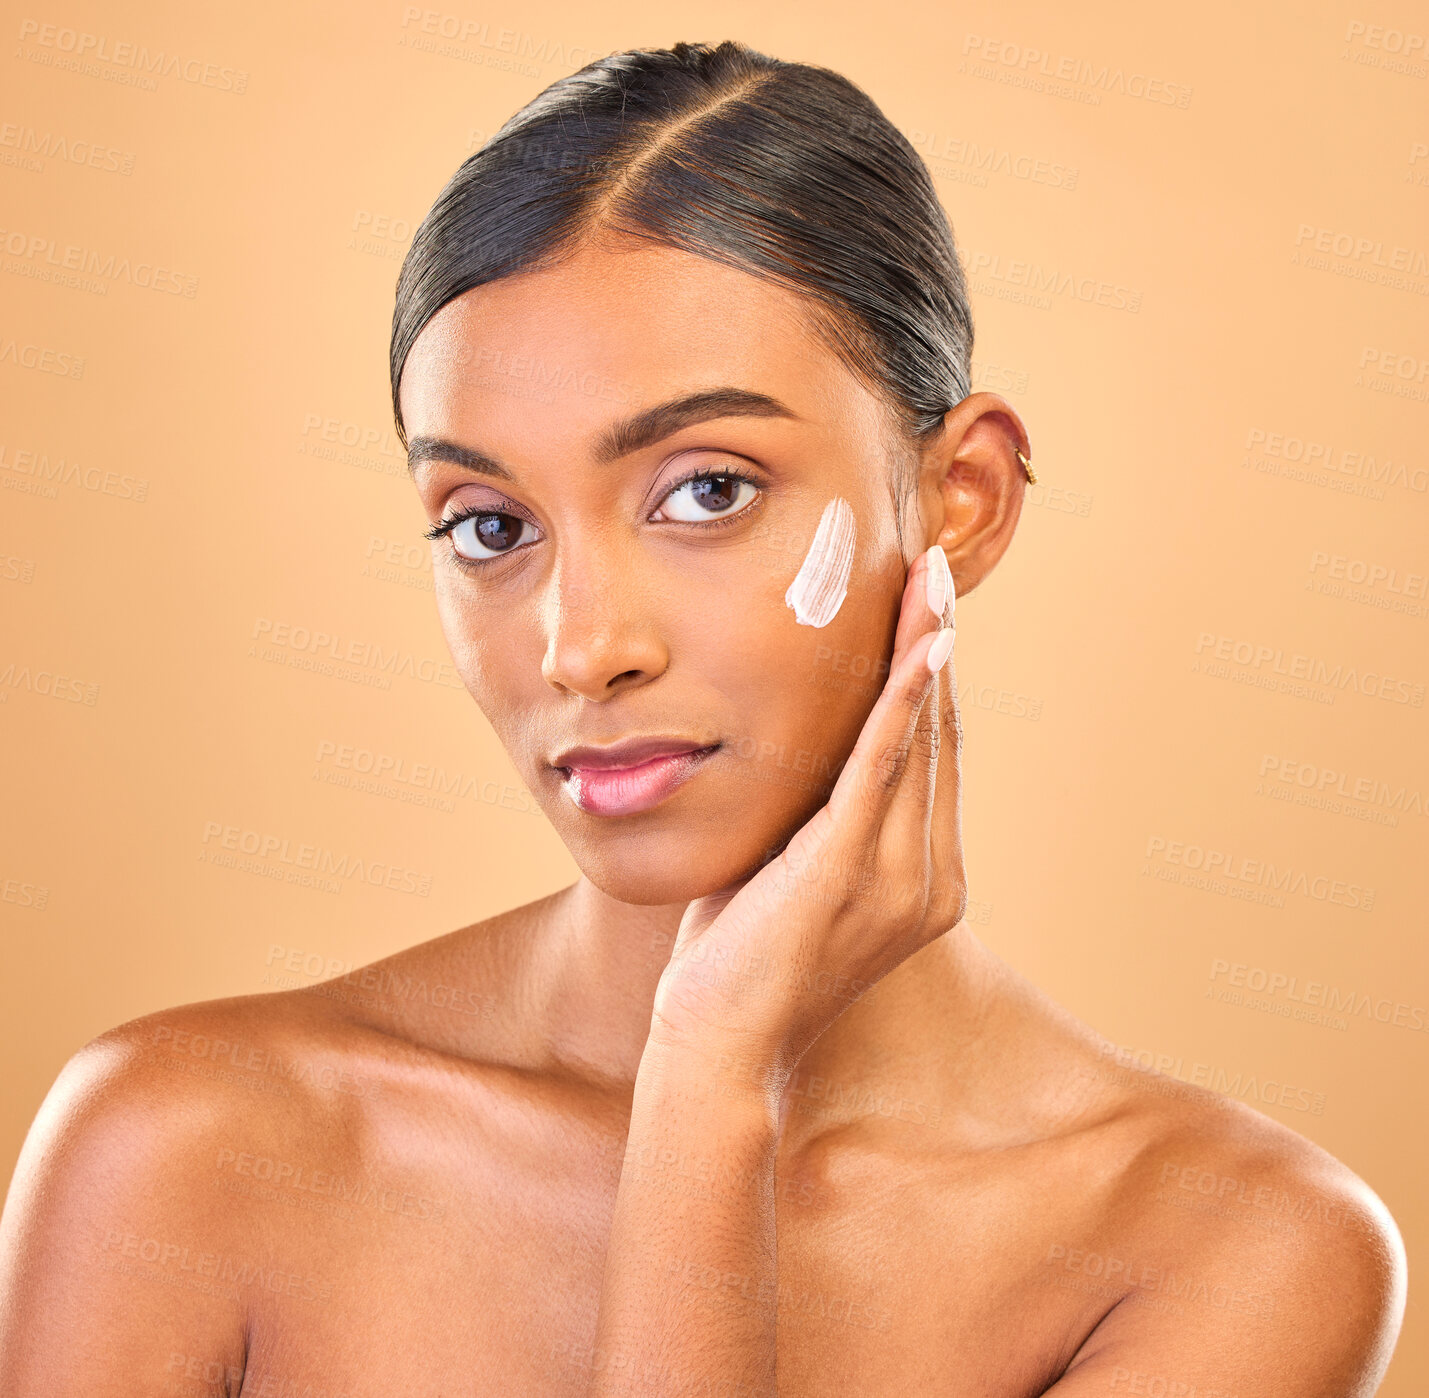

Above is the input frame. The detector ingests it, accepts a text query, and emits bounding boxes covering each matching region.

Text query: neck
[525,876,684,1085]
[524,876,1018,1140]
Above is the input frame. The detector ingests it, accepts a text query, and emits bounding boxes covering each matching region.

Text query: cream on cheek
[784,496,857,628]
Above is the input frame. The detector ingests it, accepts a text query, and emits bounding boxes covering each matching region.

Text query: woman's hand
[650,542,966,1083]
[587,548,960,1395]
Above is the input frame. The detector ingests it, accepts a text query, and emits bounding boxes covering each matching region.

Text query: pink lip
[560,745,720,816]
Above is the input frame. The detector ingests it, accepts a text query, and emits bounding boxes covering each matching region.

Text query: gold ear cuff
[1015,447,1037,484]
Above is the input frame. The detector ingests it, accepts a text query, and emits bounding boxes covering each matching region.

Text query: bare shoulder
[0,985,385,1248]
[0,989,341,1395]
[17,883,563,1173]
[1045,1043,1408,1395]
[0,913,529,1398]
[0,892,570,1395]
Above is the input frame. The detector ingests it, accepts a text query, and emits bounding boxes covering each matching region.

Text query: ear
[916,391,1031,597]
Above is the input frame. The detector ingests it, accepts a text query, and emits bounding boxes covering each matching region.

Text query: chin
[562,819,782,907]
[583,843,761,906]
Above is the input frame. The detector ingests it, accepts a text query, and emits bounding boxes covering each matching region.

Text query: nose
[539,540,669,701]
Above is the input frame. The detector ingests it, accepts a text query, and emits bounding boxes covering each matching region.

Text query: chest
[233,1134,1105,1397]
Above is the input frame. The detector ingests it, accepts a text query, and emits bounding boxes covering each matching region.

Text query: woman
[0,38,1406,1397]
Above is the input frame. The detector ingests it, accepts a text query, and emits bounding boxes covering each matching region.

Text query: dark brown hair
[390,39,974,463]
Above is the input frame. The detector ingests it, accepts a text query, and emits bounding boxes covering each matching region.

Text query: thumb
[674,883,745,949]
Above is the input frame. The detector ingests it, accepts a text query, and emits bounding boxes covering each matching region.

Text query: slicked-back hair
[390,38,975,474]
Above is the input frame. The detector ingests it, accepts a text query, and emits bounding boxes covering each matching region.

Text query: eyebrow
[406,386,800,480]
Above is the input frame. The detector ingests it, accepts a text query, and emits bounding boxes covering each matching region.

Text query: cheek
[784,562,902,723]
[432,572,519,717]
[433,573,477,677]
[698,505,902,736]
[775,497,903,675]
[785,496,856,629]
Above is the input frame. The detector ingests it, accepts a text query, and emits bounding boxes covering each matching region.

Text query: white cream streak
[785,497,856,628]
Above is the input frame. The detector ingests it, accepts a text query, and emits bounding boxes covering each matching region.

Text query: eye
[425,505,536,562]
[451,512,533,561]
[653,471,759,524]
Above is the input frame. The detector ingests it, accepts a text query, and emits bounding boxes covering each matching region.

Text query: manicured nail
[926,626,955,674]
[925,546,954,618]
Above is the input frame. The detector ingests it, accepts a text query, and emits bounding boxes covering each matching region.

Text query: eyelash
[423,467,763,567]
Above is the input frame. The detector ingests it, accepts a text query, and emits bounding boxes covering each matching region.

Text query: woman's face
[400,239,932,905]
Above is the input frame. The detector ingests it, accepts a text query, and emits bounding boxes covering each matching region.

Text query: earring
[1015,448,1038,484]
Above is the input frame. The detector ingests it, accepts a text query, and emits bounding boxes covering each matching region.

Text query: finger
[823,545,949,838]
[927,602,966,926]
[891,544,950,660]
[875,647,940,876]
[824,614,950,849]
[780,547,947,902]
[875,548,955,861]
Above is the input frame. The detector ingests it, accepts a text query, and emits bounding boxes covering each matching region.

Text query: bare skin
[0,238,1406,1397]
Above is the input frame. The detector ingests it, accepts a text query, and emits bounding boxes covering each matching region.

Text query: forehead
[398,240,889,450]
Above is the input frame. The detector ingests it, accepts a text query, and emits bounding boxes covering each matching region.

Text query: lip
[552,738,721,817]
[552,735,720,771]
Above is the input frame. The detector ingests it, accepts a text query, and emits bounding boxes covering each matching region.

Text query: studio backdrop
[1,0,1424,1390]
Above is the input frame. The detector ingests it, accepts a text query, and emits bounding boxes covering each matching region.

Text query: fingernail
[926,626,955,674]
[925,546,954,618]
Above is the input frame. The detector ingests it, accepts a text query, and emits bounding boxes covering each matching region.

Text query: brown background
[1,0,1425,1386]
